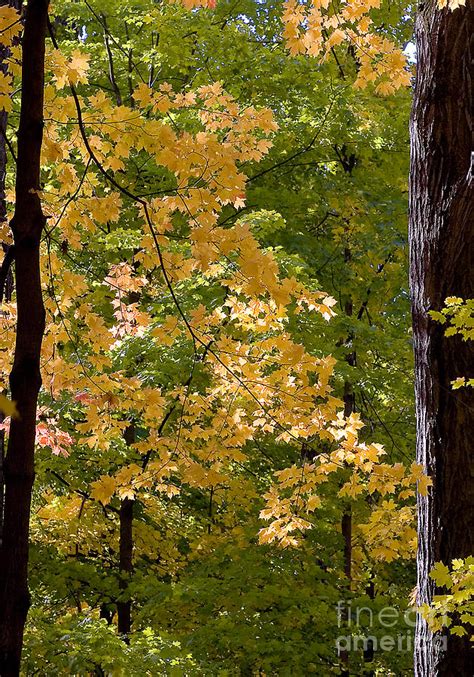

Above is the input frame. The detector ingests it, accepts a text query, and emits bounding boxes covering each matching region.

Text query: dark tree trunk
[0,1,49,673]
[409,1,474,675]
[0,0,21,554]
[0,30,9,554]
[117,497,134,638]
[117,424,135,639]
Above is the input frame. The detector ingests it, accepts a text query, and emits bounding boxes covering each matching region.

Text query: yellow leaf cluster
[420,557,474,639]
[0,6,22,112]
[177,0,216,9]
[47,47,90,89]
[438,0,466,8]
[282,0,412,93]
[358,501,417,561]
[17,36,431,578]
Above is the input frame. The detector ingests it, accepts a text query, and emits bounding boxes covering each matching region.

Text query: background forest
[0,0,471,675]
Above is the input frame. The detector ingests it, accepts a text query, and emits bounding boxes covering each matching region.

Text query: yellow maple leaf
[0,5,21,43]
[430,562,453,587]
[90,475,117,504]
[307,494,321,512]
[0,93,12,113]
[68,49,90,85]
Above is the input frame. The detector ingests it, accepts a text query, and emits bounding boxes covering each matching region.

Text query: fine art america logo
[335,601,447,654]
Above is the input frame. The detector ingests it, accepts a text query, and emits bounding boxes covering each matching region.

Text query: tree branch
[0,244,14,303]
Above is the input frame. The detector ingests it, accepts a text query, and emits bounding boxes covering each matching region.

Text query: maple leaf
[36,421,73,457]
[90,476,117,505]
[67,49,90,85]
[0,5,21,43]
[430,562,453,588]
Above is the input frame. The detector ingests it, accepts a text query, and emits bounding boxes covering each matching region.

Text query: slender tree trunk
[409,1,474,674]
[0,0,21,554]
[117,424,135,639]
[340,277,354,676]
[0,31,8,554]
[0,1,49,673]
[117,497,134,638]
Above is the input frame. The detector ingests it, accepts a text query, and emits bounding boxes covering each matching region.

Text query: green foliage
[23,611,197,676]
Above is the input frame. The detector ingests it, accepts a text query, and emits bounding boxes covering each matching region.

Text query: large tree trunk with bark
[409,1,474,675]
[0,1,49,673]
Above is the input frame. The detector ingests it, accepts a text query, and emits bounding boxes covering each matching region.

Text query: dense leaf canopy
[0,0,471,674]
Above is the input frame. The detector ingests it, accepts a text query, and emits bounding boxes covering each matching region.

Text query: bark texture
[0,1,49,673]
[409,1,474,675]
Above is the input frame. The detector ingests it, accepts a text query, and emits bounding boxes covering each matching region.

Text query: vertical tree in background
[409,0,473,673]
[0,0,49,673]
[0,0,20,552]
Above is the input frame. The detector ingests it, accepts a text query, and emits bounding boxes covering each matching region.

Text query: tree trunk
[0,0,21,554]
[0,1,49,673]
[409,1,474,674]
[340,279,354,676]
[0,23,9,554]
[117,497,134,638]
[117,424,135,639]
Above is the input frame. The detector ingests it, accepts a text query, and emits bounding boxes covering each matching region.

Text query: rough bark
[0,1,49,673]
[409,1,474,675]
